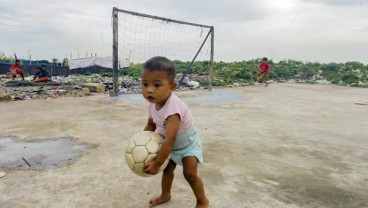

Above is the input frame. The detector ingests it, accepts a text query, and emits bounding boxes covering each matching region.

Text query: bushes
[326,72,359,85]
[101,72,113,77]
[341,73,359,85]
[326,73,342,83]
[60,58,368,87]
[119,64,142,80]
[194,78,209,86]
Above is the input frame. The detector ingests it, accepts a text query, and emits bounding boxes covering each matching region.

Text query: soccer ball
[125,131,170,177]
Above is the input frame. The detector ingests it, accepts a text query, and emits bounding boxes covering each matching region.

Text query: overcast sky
[1,0,367,63]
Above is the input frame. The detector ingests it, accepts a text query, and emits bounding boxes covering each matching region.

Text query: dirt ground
[0,83,367,208]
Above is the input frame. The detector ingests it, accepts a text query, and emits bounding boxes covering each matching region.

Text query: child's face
[141,70,176,107]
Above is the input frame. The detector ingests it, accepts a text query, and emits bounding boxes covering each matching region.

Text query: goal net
[112,7,214,94]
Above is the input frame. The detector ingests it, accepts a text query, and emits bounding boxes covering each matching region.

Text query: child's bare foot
[149,195,171,208]
[195,198,209,208]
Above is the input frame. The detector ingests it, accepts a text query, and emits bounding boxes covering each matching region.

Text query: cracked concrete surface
[0,83,367,208]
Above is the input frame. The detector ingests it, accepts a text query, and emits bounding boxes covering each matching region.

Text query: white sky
[0,0,367,63]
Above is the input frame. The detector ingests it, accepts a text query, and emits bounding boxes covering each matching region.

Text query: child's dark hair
[262,57,268,61]
[143,56,176,83]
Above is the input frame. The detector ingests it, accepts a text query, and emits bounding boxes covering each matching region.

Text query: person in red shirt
[256,57,270,87]
[9,60,25,80]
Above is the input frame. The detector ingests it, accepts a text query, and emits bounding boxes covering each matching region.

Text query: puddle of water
[110,89,245,105]
[0,136,94,169]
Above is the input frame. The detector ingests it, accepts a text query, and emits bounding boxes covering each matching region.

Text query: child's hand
[143,160,160,175]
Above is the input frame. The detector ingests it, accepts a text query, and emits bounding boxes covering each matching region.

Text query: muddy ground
[0,83,367,208]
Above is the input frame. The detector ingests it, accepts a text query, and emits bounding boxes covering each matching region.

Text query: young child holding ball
[142,56,209,208]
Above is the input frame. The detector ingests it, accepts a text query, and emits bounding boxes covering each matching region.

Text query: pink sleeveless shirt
[146,93,193,136]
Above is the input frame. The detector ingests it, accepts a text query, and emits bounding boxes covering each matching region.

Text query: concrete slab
[0,83,367,208]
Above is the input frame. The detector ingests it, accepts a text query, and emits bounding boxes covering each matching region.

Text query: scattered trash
[0,74,202,101]
[22,157,32,167]
[354,101,368,105]
[0,171,6,178]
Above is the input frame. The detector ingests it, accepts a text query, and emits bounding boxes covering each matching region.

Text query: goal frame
[112,7,214,95]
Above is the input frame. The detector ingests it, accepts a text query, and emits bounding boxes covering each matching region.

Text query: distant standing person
[256,57,270,87]
[9,60,25,80]
[33,65,52,82]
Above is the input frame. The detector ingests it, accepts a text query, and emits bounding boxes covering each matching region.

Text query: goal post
[112,7,214,96]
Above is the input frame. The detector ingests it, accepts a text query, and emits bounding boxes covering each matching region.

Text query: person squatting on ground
[256,57,271,87]
[32,65,52,82]
[141,56,209,208]
[9,60,25,80]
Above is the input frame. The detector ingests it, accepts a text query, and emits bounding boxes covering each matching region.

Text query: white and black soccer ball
[125,131,169,177]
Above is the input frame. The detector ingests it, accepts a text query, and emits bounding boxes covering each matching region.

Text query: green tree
[62,58,69,66]
[52,58,59,65]
[345,61,365,71]
[0,52,13,63]
[341,72,359,85]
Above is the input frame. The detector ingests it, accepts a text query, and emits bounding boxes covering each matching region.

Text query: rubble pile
[0,74,133,101]
[0,74,200,102]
